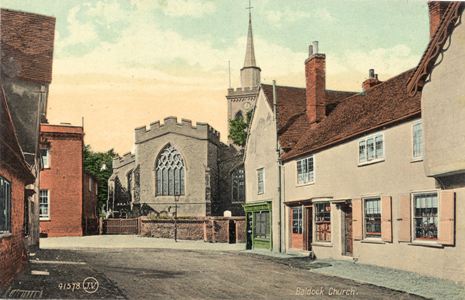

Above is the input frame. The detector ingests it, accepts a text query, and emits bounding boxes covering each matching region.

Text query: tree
[229,110,253,147]
[83,145,119,213]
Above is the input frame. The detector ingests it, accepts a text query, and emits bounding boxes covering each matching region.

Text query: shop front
[243,201,272,250]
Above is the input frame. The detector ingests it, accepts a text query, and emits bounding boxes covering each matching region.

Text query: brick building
[1,8,56,250]
[0,86,35,288]
[39,124,85,237]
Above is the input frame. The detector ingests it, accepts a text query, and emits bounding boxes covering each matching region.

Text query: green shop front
[243,201,272,250]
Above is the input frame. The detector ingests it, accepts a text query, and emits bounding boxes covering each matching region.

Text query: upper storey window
[155,145,185,196]
[359,133,384,165]
[412,121,424,160]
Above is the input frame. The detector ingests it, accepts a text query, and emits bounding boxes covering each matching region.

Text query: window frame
[314,201,331,243]
[155,145,185,196]
[39,189,50,220]
[363,197,382,239]
[0,177,12,236]
[253,210,270,240]
[231,167,245,204]
[291,206,303,234]
[257,168,265,195]
[411,191,439,242]
[412,120,424,161]
[358,132,385,166]
[296,155,315,186]
[40,148,50,169]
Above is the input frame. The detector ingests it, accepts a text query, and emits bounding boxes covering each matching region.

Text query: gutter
[272,80,283,253]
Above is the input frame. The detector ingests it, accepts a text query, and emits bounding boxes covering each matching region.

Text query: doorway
[341,202,353,256]
[305,206,313,251]
[229,220,236,244]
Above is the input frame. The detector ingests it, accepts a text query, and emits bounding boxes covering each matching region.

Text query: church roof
[282,69,421,161]
[407,2,464,96]
[0,9,55,84]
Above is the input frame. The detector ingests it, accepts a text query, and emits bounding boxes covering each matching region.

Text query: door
[341,203,353,256]
[229,220,236,244]
[246,212,253,250]
[305,207,312,251]
[290,206,303,249]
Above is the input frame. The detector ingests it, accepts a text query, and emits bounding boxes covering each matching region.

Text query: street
[3,245,422,299]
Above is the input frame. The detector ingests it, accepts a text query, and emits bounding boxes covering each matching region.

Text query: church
[108,10,261,218]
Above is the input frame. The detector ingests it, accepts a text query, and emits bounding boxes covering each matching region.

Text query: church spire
[240,1,261,88]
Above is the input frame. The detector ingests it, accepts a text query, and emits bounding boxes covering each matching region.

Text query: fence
[103,218,140,235]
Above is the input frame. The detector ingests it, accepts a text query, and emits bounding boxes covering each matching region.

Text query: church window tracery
[155,145,185,196]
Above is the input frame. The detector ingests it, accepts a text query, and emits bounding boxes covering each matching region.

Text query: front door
[246,212,253,250]
[290,206,303,249]
[305,207,313,251]
[341,202,353,256]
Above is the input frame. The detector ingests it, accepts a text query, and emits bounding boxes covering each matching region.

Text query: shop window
[315,202,331,242]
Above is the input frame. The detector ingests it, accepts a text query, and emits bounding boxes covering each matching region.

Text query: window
[155,145,185,196]
[254,211,270,239]
[39,190,50,219]
[127,172,132,202]
[231,167,245,203]
[40,148,50,168]
[413,192,438,240]
[315,202,331,242]
[359,133,384,164]
[412,121,423,160]
[364,198,381,238]
[292,207,303,234]
[89,177,93,192]
[0,177,11,234]
[297,156,314,184]
[257,168,264,194]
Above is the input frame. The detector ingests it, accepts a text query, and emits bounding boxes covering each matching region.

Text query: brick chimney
[428,1,449,38]
[305,41,326,124]
[362,69,382,92]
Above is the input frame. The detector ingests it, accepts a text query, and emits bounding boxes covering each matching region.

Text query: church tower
[226,3,261,138]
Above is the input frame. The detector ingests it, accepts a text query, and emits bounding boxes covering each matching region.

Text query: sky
[1,0,430,155]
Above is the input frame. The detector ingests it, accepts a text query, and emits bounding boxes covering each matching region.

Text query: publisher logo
[82,277,99,294]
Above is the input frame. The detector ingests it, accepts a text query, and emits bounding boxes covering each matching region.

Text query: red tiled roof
[282,69,421,161]
[0,84,34,182]
[1,9,55,84]
[407,2,464,96]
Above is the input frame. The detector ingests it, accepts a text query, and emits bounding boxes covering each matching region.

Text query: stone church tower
[226,10,261,131]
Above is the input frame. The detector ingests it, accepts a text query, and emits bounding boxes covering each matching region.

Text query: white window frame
[39,190,50,220]
[411,191,440,243]
[363,197,382,240]
[412,120,424,161]
[296,155,315,185]
[313,201,332,243]
[0,177,12,235]
[358,132,385,166]
[257,168,265,195]
[41,148,50,169]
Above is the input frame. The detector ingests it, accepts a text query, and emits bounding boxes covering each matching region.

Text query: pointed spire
[243,11,257,67]
[240,1,261,88]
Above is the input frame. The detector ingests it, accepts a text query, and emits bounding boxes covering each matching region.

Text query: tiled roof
[407,2,464,96]
[282,69,421,161]
[261,84,356,151]
[0,84,34,182]
[1,9,55,84]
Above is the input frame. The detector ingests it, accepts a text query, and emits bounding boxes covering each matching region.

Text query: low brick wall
[140,217,245,243]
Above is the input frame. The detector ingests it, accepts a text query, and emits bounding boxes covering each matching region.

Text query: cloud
[264,9,311,27]
[86,1,128,24]
[160,0,216,17]
[57,6,98,50]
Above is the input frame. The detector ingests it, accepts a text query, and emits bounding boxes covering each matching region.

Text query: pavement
[2,235,463,299]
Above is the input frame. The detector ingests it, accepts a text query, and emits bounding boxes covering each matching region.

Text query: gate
[103,218,140,235]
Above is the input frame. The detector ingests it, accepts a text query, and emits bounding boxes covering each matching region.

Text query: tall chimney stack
[305,41,326,124]
[428,1,449,38]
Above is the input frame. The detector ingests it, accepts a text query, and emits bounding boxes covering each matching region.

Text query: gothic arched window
[235,111,244,120]
[155,145,185,196]
[231,167,245,203]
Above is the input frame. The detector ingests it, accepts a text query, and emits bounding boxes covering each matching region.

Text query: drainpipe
[272,80,283,253]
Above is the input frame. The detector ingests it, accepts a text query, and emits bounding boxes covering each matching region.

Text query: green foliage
[83,145,119,212]
[228,110,253,147]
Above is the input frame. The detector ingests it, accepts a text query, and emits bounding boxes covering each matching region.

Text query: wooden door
[305,207,312,251]
[341,203,353,256]
[290,206,303,249]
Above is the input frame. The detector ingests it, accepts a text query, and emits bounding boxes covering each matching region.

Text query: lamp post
[174,193,180,242]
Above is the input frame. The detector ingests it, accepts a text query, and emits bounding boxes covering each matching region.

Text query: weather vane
[246,0,253,13]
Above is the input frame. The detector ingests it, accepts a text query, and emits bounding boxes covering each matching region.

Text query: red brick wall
[83,173,98,235]
[40,125,83,237]
[305,54,326,124]
[0,166,28,288]
[140,217,245,243]
[428,1,448,38]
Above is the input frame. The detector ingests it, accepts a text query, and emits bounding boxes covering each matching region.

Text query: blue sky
[1,0,430,153]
